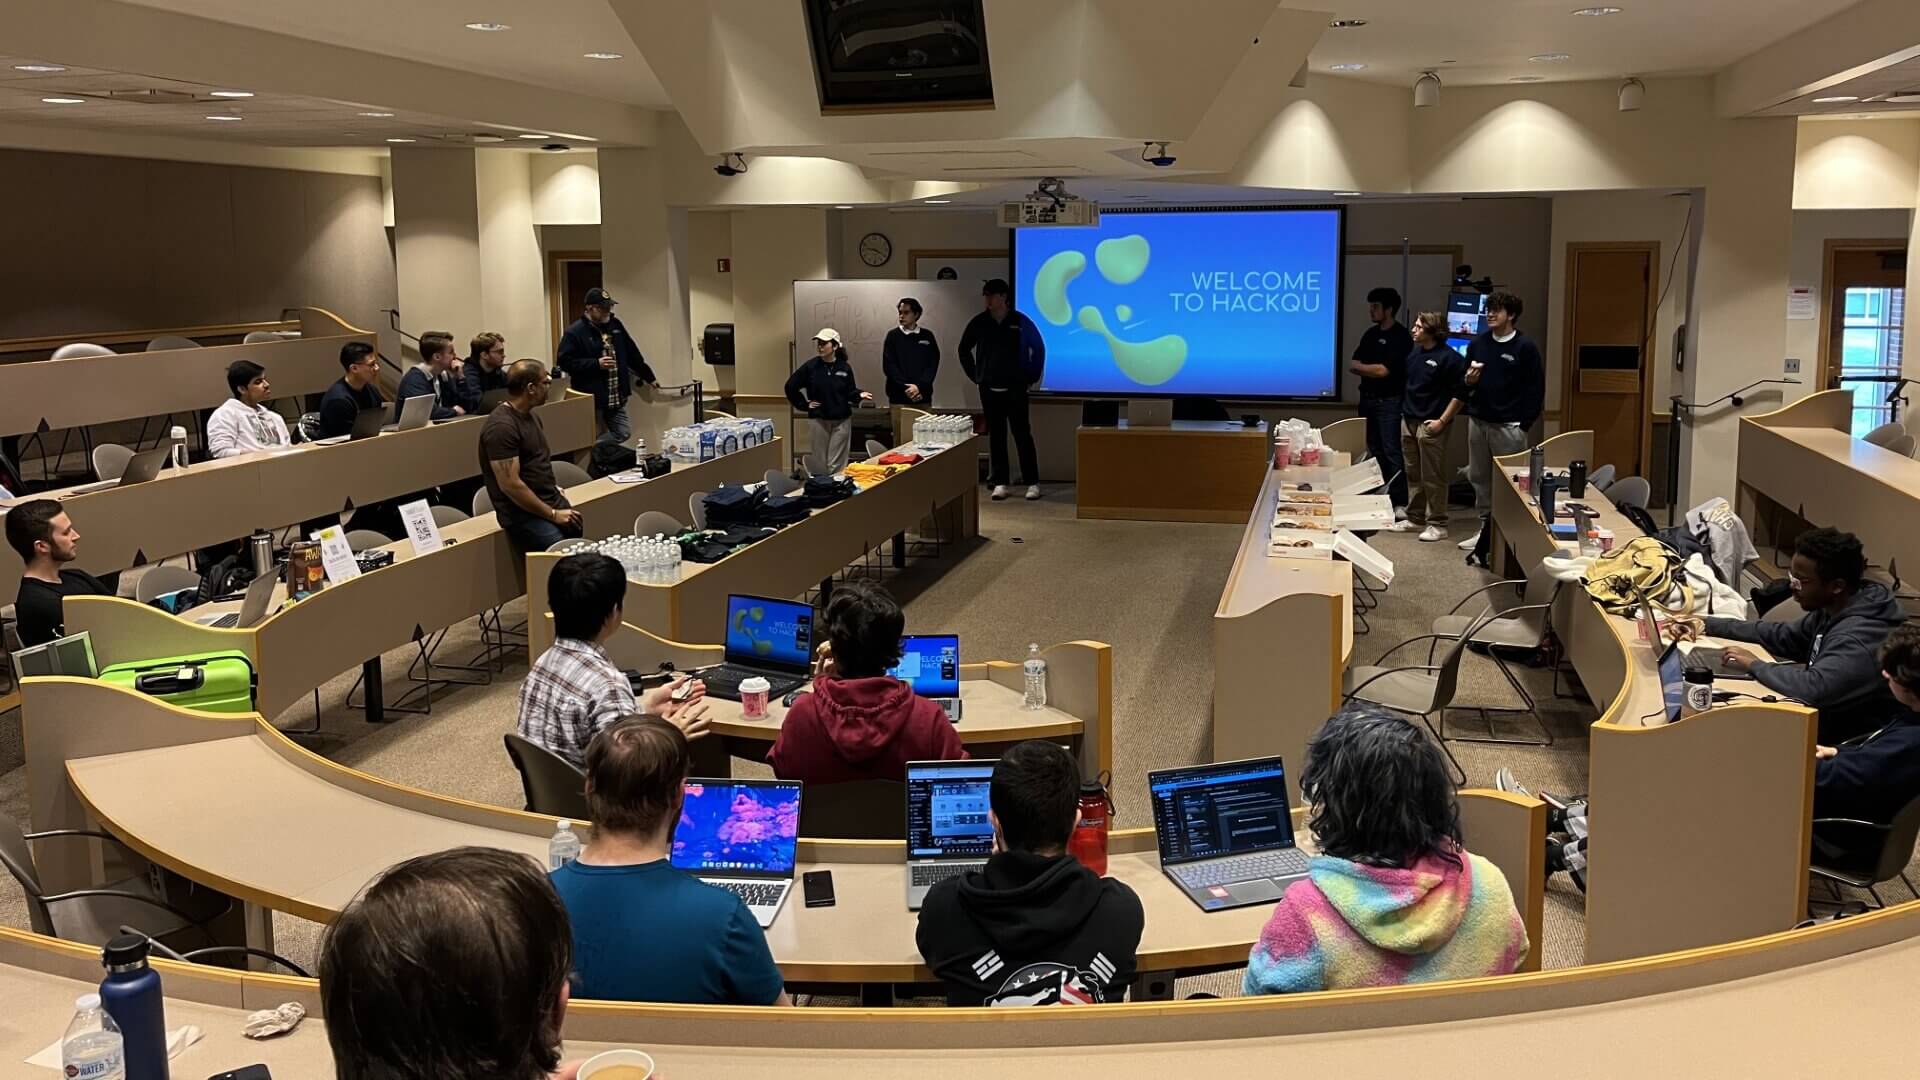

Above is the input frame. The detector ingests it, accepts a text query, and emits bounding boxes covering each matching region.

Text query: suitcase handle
[134,665,206,695]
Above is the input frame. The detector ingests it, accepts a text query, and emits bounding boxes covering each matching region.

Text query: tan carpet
[1,486,1906,991]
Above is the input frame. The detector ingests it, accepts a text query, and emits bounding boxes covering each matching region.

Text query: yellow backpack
[1582,535,1693,616]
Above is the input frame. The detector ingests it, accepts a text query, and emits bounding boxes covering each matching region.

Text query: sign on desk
[311,525,361,585]
[399,499,444,555]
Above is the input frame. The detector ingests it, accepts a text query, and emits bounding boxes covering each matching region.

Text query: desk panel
[1076,421,1270,523]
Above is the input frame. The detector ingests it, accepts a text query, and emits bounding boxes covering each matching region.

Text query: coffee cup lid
[739,676,771,693]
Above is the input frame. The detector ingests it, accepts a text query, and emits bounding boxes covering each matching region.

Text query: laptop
[191,574,277,629]
[1658,640,1687,723]
[383,393,434,432]
[670,777,802,928]
[1150,756,1312,912]
[70,446,169,495]
[314,404,392,445]
[905,759,995,909]
[891,634,962,720]
[698,594,814,701]
[1680,643,1754,680]
[11,630,99,678]
[479,388,512,412]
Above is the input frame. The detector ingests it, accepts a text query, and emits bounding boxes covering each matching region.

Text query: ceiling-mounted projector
[998,177,1100,228]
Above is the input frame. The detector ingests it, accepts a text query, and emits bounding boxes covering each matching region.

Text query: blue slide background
[1014,209,1342,397]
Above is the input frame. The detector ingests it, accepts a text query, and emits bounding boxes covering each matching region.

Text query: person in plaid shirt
[518,552,710,767]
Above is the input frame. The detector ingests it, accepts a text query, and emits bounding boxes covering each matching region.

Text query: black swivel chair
[1810,791,1920,908]
[503,733,592,822]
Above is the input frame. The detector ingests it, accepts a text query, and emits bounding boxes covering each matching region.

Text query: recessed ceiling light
[40,97,85,104]
[359,111,395,118]
[517,133,548,139]
[386,137,416,143]
[924,199,952,204]
[1510,75,1547,82]
[209,90,253,98]
[205,114,244,121]
[1811,95,1861,103]
[1329,18,1367,28]
[583,52,623,60]
[834,205,854,209]
[1571,5,1624,14]
[1333,191,1362,197]
[1529,53,1571,63]
[1328,63,1368,72]
[464,21,510,31]
[14,64,67,73]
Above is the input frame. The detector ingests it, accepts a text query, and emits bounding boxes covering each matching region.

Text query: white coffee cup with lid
[739,675,772,720]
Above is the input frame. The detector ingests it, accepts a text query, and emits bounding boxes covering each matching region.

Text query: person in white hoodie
[206,359,291,458]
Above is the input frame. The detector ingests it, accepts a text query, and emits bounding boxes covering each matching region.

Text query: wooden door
[546,252,603,348]
[1562,244,1655,479]
[1820,243,1907,437]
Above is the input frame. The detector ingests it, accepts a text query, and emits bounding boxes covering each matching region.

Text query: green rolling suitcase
[98,651,257,714]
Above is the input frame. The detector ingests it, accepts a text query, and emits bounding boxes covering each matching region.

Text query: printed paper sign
[399,499,444,556]
[311,525,362,584]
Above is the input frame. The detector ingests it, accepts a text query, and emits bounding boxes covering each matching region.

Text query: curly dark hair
[1795,526,1866,590]
[1301,703,1462,869]
[822,579,905,678]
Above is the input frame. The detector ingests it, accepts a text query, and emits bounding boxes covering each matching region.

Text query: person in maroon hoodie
[768,581,966,784]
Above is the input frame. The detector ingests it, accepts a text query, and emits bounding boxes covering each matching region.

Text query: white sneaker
[1024,485,1041,500]
[1388,520,1418,533]
[1418,525,1448,543]
[990,485,1009,501]
[1457,529,1482,550]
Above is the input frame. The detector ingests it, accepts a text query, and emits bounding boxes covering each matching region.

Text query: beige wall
[834,208,1007,280]
[530,152,603,225]
[1786,208,1916,387]
[729,208,829,444]
[688,211,736,393]
[475,152,553,366]
[1793,120,1920,211]
[0,148,394,342]
[390,147,483,346]
[1545,191,1694,418]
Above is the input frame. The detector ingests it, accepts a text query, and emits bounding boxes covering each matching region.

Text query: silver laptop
[905,759,996,909]
[384,393,434,433]
[70,446,169,495]
[314,403,391,445]
[1129,399,1173,427]
[669,778,803,928]
[191,574,277,629]
[11,630,99,677]
[890,634,962,719]
[1150,755,1311,912]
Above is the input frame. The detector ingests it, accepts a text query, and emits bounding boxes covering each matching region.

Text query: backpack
[589,441,639,479]
[1581,535,1692,617]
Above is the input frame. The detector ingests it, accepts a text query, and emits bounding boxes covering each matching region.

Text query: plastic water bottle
[549,819,581,870]
[62,993,126,1080]
[1022,643,1048,710]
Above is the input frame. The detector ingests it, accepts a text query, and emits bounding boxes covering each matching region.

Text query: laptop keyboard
[1170,848,1312,888]
[710,879,788,908]
[703,668,802,701]
[911,862,980,888]
[206,613,240,628]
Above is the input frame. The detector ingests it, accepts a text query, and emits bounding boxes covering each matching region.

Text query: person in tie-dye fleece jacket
[1245,704,1528,994]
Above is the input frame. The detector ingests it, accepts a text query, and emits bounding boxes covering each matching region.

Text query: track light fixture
[1414,71,1441,108]
[1618,77,1645,112]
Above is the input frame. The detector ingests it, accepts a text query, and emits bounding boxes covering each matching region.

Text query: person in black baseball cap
[555,287,657,452]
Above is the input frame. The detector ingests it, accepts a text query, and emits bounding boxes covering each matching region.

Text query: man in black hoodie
[1707,527,1905,742]
[915,740,1143,1006]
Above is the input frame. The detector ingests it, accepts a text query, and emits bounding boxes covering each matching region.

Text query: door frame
[1816,237,1909,394]
[546,249,602,349]
[1559,240,1659,479]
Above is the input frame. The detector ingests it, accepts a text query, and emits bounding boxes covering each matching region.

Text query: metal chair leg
[1418,711,1468,787]
[1442,651,1554,746]
[1903,872,1919,900]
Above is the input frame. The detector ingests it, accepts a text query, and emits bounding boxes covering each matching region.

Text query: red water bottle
[1068,774,1114,876]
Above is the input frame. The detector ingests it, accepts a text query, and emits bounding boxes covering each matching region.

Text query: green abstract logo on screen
[1033,235,1189,386]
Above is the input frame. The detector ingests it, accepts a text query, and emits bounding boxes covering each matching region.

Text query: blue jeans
[1358,396,1409,508]
[597,402,632,449]
[502,512,582,554]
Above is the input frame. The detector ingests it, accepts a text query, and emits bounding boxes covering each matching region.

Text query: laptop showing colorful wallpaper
[700,594,813,700]
[670,777,803,927]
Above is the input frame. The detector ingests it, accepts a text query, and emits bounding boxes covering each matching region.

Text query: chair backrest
[344,529,392,553]
[1869,792,1920,883]
[51,343,114,360]
[134,565,202,604]
[1502,566,1563,643]
[92,443,134,482]
[1864,422,1906,448]
[472,488,494,517]
[797,779,906,840]
[145,335,200,351]
[552,460,592,489]
[688,490,709,530]
[1889,434,1917,458]
[1429,612,1490,712]
[864,438,888,460]
[243,331,285,344]
[763,470,798,497]
[0,816,54,936]
[502,733,591,821]
[1588,463,1617,492]
[1608,476,1651,510]
[633,510,684,537]
[429,504,469,528]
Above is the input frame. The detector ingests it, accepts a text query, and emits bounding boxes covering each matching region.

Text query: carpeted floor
[0,484,1903,996]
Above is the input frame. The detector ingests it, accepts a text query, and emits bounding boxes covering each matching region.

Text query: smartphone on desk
[207,1067,272,1080]
[803,869,836,908]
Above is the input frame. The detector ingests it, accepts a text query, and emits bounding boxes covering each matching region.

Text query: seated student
[480,360,580,552]
[7,499,110,647]
[318,341,386,438]
[551,716,792,1005]
[206,360,291,457]
[1245,704,1528,994]
[319,846,592,1080]
[768,580,966,784]
[517,551,710,768]
[916,740,1143,1006]
[1706,527,1903,742]
[462,330,510,409]
[396,329,468,421]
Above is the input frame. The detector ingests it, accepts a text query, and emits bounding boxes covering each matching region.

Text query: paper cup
[578,1048,656,1080]
[739,676,772,720]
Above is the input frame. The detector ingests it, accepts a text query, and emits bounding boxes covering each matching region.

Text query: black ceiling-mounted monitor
[803,0,994,111]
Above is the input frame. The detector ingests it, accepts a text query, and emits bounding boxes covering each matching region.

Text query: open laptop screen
[723,594,813,673]
[891,634,960,697]
[12,631,99,678]
[671,779,801,875]
[1149,757,1295,866]
[1659,641,1685,723]
[906,761,995,859]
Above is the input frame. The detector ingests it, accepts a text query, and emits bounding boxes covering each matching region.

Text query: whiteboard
[792,279,985,410]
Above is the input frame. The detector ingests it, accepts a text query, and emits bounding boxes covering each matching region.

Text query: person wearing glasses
[318,341,387,438]
[479,360,581,552]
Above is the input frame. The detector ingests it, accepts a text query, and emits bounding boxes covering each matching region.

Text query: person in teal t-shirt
[550,716,790,1005]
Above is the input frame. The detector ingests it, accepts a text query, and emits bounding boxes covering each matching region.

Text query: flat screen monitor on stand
[1446,290,1489,357]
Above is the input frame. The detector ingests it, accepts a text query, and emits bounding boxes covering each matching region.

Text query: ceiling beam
[1715,0,1920,117]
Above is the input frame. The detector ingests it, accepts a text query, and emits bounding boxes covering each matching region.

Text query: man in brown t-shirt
[479,359,583,552]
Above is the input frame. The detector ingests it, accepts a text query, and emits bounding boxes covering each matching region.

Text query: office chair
[1607,476,1652,510]
[1863,422,1906,449]
[51,343,115,360]
[133,565,202,605]
[764,470,799,497]
[634,511,683,537]
[471,488,494,517]
[92,443,134,482]
[344,529,392,553]
[1,816,229,949]
[1809,792,1920,909]
[145,336,200,351]
[1429,563,1562,746]
[1888,434,1917,458]
[552,460,592,489]
[503,733,591,821]
[429,504,469,528]
[1588,463,1618,492]
[1341,612,1494,786]
[864,438,889,460]
[243,331,291,344]
[688,490,710,530]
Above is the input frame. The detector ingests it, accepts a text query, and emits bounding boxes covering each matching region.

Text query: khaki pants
[1406,419,1450,528]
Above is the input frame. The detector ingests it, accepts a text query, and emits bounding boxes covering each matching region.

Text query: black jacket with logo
[915,850,1143,1007]
[1403,344,1466,421]
[882,327,941,404]
[784,355,865,421]
[1352,321,1414,400]
[1460,330,1545,426]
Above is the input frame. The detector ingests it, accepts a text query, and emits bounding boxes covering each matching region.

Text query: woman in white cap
[783,327,872,474]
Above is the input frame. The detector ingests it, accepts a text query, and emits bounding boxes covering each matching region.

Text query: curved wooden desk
[24,678,1541,986]
[1490,430,1817,963]
[60,441,784,720]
